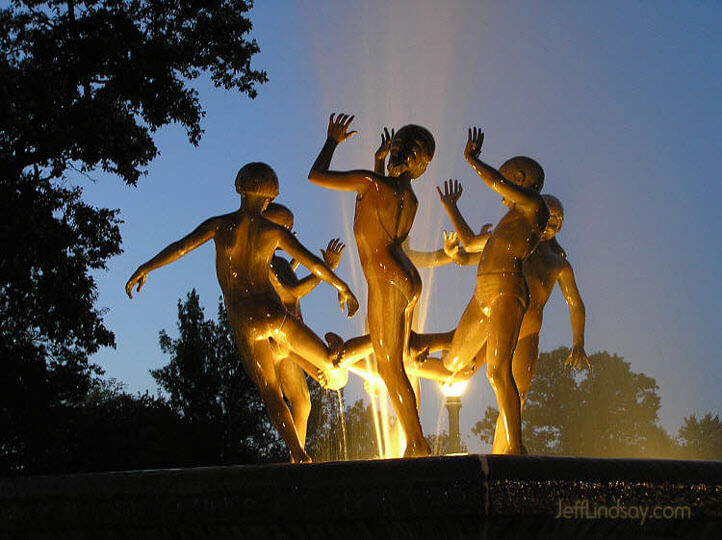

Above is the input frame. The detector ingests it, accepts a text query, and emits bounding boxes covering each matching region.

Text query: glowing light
[440,380,468,398]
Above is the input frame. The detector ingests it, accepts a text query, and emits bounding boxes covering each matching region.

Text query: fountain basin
[1,455,720,538]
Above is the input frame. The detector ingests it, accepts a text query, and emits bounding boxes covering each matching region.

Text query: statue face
[387,133,429,179]
[540,195,563,240]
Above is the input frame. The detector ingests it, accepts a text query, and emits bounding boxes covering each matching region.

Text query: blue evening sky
[80,0,721,453]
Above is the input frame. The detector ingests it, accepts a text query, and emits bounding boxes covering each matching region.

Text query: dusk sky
[81,0,721,453]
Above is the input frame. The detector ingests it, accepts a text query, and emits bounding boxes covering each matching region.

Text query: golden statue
[443,195,589,453]
[262,202,347,449]
[308,114,436,457]
[125,162,359,463]
[322,129,460,389]
[438,128,550,455]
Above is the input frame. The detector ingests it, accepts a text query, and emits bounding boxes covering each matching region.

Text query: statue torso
[212,211,280,303]
[477,199,550,275]
[353,176,421,297]
[518,241,568,338]
[354,177,419,278]
[270,255,302,317]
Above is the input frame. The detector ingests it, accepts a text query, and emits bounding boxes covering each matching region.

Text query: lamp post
[439,381,468,454]
[445,396,462,453]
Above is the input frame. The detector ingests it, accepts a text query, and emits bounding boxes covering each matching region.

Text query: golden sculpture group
[126,113,588,461]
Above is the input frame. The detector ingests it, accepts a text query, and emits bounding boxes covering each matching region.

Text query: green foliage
[678,413,722,460]
[0,174,122,473]
[472,348,681,458]
[1,0,266,183]
[427,431,468,456]
[152,290,284,464]
[306,392,381,462]
[1,1,265,474]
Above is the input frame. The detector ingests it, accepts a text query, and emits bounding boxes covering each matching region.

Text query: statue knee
[487,363,512,386]
[297,392,312,415]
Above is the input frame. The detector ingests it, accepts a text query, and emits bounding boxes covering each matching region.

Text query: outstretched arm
[464,127,542,208]
[308,113,373,192]
[437,179,492,252]
[443,231,483,267]
[288,239,346,299]
[277,229,359,317]
[557,261,589,369]
[401,237,453,268]
[125,218,216,298]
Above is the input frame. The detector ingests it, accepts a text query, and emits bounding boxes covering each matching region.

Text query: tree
[472,348,679,458]
[678,413,722,460]
[426,432,468,456]
[1,1,265,473]
[0,178,122,474]
[153,290,283,464]
[306,394,380,462]
[1,0,266,184]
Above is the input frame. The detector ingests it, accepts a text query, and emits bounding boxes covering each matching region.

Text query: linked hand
[318,366,348,391]
[338,287,360,318]
[375,127,395,161]
[321,238,345,270]
[442,230,460,258]
[479,223,493,235]
[464,127,484,160]
[125,268,147,299]
[565,345,590,370]
[327,113,357,144]
[436,179,463,207]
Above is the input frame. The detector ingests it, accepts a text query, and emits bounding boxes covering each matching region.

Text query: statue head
[235,162,279,202]
[264,202,294,230]
[387,124,435,179]
[499,156,544,192]
[541,194,564,241]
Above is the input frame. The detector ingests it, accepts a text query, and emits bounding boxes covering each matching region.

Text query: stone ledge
[0,455,720,539]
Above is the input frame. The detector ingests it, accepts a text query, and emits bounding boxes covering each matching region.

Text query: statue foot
[291,450,312,464]
[325,331,345,367]
[403,439,432,458]
[318,366,348,391]
[413,345,430,365]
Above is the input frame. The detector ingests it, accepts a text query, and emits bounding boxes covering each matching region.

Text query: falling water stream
[336,389,349,460]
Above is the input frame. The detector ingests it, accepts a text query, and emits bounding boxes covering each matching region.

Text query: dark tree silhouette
[0,180,122,474]
[1,1,265,474]
[153,290,284,464]
[1,0,266,183]
[472,348,680,458]
[678,413,722,460]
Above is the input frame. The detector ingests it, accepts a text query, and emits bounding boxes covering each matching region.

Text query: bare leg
[512,333,539,408]
[278,313,336,371]
[410,330,455,354]
[232,329,310,463]
[367,283,430,457]
[443,298,489,373]
[493,333,539,454]
[338,330,452,370]
[486,295,526,455]
[336,334,374,367]
[278,354,312,447]
[286,352,324,385]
